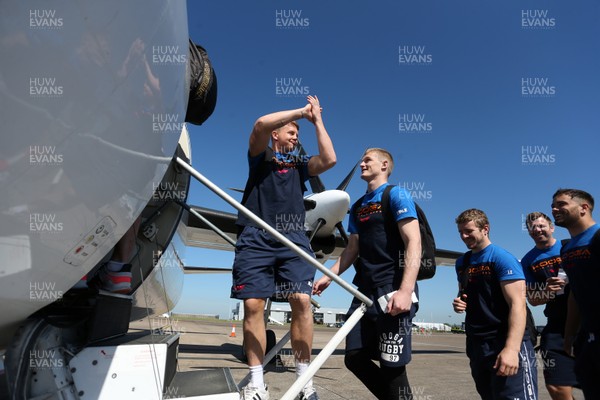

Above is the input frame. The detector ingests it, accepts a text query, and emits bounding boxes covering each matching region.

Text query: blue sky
[175,0,600,325]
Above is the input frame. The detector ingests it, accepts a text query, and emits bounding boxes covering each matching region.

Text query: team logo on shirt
[561,247,591,271]
[356,203,382,222]
[466,264,492,276]
[460,263,493,285]
[529,256,561,274]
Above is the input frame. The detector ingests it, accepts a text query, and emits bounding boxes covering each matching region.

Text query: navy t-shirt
[456,244,525,339]
[521,241,568,332]
[236,148,311,232]
[561,224,600,333]
[348,184,418,290]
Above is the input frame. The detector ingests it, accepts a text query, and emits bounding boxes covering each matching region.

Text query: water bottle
[556,267,568,295]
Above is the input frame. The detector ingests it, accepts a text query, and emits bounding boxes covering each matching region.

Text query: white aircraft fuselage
[0,0,190,347]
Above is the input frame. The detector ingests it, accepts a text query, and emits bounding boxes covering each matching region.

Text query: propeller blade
[309,175,326,194]
[228,187,244,193]
[336,159,361,191]
[335,221,349,245]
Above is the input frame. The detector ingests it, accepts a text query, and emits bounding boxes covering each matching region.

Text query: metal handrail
[175,157,371,400]
[175,157,372,306]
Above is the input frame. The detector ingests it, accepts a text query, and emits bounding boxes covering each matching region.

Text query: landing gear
[4,318,79,400]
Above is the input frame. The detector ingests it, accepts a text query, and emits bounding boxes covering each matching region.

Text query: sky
[174,0,600,326]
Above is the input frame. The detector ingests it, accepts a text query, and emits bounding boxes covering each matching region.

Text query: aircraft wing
[179,205,463,266]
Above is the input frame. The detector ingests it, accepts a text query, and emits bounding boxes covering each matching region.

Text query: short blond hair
[364,148,394,176]
[455,209,489,230]
[276,121,299,132]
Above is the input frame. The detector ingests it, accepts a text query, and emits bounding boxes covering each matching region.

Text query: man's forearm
[399,241,420,293]
[314,121,336,167]
[505,302,526,351]
[307,120,336,176]
[255,108,304,134]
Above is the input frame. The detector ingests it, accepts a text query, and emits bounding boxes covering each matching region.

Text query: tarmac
[131,317,585,400]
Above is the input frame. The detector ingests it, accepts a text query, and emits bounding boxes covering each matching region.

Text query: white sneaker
[240,385,269,400]
[297,386,319,400]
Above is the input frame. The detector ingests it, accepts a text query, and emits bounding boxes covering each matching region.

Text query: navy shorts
[231,226,315,300]
[466,336,538,400]
[539,330,578,387]
[345,284,418,367]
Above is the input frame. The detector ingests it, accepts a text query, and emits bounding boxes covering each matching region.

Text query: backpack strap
[380,185,398,241]
[459,251,472,295]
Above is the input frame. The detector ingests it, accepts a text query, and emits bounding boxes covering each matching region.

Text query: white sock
[296,362,313,388]
[106,261,125,272]
[249,365,265,388]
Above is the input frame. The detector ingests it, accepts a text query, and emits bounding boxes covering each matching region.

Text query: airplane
[0,2,462,399]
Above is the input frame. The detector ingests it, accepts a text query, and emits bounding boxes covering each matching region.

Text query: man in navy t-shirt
[521,211,577,400]
[313,148,421,400]
[232,95,336,400]
[453,209,537,400]
[551,188,600,399]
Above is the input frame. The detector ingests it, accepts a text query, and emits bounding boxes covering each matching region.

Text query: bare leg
[244,298,267,367]
[111,217,141,263]
[289,293,313,365]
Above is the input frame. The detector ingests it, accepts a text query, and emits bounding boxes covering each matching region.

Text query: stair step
[163,369,238,399]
